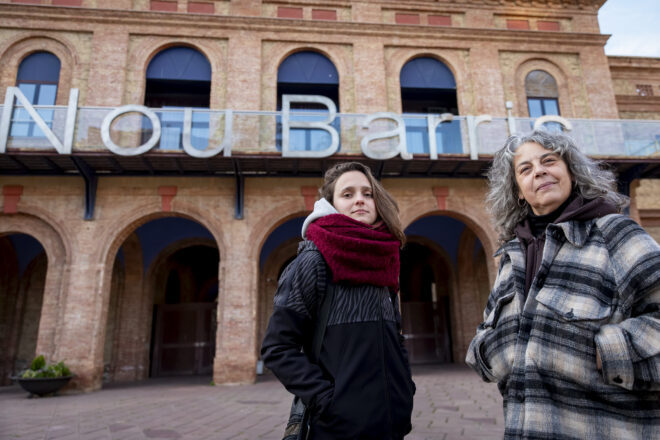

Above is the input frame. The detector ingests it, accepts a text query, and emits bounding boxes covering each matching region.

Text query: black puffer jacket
[261,241,415,440]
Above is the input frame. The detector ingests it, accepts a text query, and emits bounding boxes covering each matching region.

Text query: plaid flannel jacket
[466,214,660,439]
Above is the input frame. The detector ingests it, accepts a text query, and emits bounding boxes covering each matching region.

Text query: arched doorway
[257,216,306,364]
[400,239,453,364]
[0,233,46,384]
[104,217,219,382]
[401,214,490,363]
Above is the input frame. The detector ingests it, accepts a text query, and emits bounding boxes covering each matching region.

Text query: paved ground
[0,364,504,440]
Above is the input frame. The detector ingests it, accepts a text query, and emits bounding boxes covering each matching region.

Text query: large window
[525,70,559,117]
[525,70,560,131]
[400,57,461,154]
[11,52,61,137]
[276,51,339,151]
[144,46,212,150]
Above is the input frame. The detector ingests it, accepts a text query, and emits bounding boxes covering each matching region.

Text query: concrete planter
[13,376,73,397]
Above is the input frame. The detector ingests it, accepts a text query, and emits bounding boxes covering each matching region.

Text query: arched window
[525,70,559,117]
[12,52,61,137]
[277,51,339,110]
[276,51,340,152]
[400,57,461,154]
[144,46,212,150]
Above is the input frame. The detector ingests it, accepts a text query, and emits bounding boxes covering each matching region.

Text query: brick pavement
[0,364,504,440]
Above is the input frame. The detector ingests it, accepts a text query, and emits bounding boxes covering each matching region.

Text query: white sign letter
[182,108,233,158]
[0,86,78,154]
[361,112,411,160]
[427,113,454,159]
[466,115,492,160]
[281,95,338,158]
[533,115,572,131]
[101,105,161,156]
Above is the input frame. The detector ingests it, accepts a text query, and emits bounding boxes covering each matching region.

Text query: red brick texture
[2,185,23,214]
[395,13,420,25]
[158,186,178,211]
[188,1,214,14]
[507,19,530,30]
[538,20,560,31]
[311,9,336,21]
[277,7,303,19]
[428,15,451,26]
[301,186,319,211]
[52,0,83,6]
[150,1,177,12]
[432,186,449,210]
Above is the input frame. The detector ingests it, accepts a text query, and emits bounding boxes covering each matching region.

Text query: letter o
[101,105,161,156]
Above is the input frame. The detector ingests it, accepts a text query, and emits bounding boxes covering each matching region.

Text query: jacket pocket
[536,288,612,320]
[472,290,522,383]
[536,287,613,331]
[481,290,520,329]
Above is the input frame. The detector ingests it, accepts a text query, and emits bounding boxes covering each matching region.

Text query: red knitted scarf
[305,214,400,292]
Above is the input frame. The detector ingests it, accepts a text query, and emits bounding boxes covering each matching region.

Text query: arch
[398,55,461,153]
[146,46,211,82]
[123,38,226,109]
[102,212,221,383]
[145,237,217,305]
[249,202,309,264]
[0,34,78,106]
[97,203,227,270]
[257,236,300,359]
[0,213,69,364]
[525,70,558,98]
[400,56,456,90]
[262,42,355,113]
[385,49,465,113]
[401,205,497,285]
[276,49,340,112]
[514,58,572,118]
[278,50,339,85]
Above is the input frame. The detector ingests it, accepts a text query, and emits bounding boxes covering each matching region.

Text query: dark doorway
[150,244,218,377]
[399,242,453,364]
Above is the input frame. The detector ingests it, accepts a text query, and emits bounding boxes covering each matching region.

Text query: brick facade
[0,0,658,392]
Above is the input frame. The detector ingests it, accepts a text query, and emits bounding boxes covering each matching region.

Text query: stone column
[213,220,258,384]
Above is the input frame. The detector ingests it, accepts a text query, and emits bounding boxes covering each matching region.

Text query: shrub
[21,355,72,379]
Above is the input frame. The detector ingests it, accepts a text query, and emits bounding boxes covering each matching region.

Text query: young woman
[466,130,660,439]
[261,162,415,440]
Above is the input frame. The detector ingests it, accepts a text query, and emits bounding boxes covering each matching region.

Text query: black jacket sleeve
[260,250,334,413]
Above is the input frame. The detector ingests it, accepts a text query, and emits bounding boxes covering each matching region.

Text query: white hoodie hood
[301,198,338,239]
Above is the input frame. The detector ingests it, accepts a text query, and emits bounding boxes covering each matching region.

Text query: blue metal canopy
[146,47,211,81]
[400,57,455,89]
[278,51,339,84]
[17,52,61,83]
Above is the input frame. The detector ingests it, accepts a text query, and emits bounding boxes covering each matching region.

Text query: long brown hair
[319,162,406,246]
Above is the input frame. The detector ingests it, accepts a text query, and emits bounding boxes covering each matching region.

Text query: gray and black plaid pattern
[467,214,660,439]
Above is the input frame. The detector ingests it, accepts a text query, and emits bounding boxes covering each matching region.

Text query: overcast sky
[598,0,660,57]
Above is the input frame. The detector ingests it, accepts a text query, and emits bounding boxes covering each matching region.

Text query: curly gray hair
[487,130,628,242]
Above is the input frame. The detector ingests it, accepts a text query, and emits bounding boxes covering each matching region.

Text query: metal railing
[1,104,659,159]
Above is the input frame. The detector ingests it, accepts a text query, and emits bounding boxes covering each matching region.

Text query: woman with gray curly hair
[466,130,660,439]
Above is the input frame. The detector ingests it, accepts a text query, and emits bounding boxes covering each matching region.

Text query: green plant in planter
[21,355,72,378]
